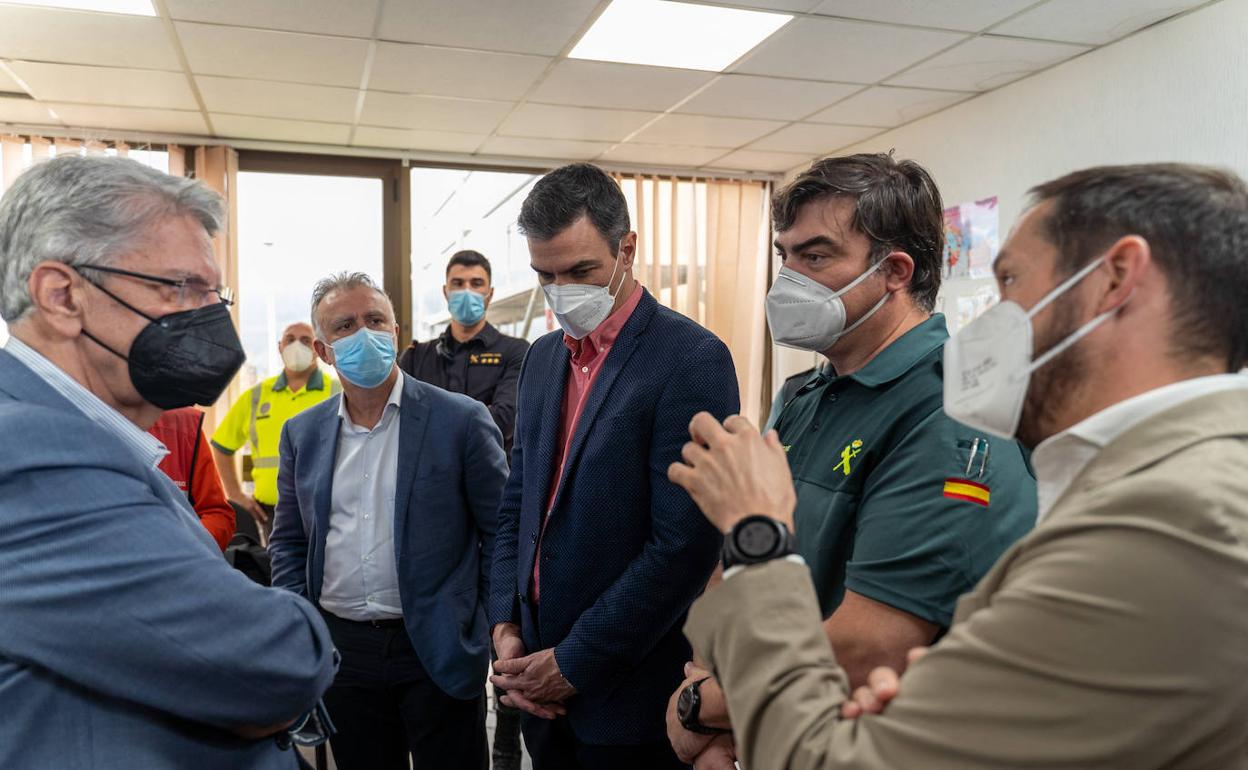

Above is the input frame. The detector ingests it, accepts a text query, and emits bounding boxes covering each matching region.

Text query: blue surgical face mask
[447,289,487,325]
[330,327,396,388]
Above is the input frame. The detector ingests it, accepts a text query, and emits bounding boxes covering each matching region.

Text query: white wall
[770,0,1248,398]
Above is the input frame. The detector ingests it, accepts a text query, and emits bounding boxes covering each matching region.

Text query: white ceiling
[0,0,1210,175]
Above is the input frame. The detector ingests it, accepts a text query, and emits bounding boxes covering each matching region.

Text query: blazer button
[530,533,537,544]
[518,592,528,605]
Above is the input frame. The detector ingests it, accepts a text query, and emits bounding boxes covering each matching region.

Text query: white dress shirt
[319,372,404,621]
[1031,372,1248,522]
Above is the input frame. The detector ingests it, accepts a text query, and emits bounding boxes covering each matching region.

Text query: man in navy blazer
[0,155,337,769]
[270,272,508,770]
[489,164,740,769]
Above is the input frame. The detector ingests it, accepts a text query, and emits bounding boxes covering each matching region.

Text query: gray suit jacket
[0,348,338,769]
[686,389,1248,769]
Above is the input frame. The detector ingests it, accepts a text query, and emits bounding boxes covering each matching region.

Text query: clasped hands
[490,623,576,720]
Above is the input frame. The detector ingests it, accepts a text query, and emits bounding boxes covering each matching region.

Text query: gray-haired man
[0,154,337,768]
[269,272,508,770]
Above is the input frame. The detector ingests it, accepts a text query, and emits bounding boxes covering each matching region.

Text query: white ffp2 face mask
[542,255,625,340]
[281,341,315,372]
[943,256,1120,439]
[766,261,889,352]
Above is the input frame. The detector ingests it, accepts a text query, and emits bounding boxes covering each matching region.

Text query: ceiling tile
[360,92,514,132]
[632,114,786,148]
[370,43,550,102]
[734,16,966,83]
[0,6,178,70]
[165,0,380,38]
[808,85,971,127]
[479,136,610,161]
[676,75,861,121]
[49,104,207,135]
[378,0,602,56]
[886,35,1090,90]
[0,67,26,95]
[175,22,370,88]
[196,76,358,123]
[0,96,61,125]
[993,0,1203,45]
[529,60,713,112]
[10,62,197,110]
[599,143,727,167]
[748,122,878,153]
[498,104,659,142]
[706,149,813,172]
[812,0,1037,31]
[353,126,486,153]
[211,114,350,144]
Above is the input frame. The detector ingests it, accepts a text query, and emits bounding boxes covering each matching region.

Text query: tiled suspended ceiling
[0,0,1212,175]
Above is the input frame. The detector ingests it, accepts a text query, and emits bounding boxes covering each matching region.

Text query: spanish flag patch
[943,478,990,507]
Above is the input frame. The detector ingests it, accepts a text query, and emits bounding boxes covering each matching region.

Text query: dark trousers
[521,714,688,770]
[320,611,487,770]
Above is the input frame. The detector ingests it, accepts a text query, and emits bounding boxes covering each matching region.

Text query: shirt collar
[273,368,327,392]
[846,313,949,388]
[564,282,644,364]
[442,322,500,351]
[3,336,168,468]
[1031,372,1248,521]
[337,369,404,425]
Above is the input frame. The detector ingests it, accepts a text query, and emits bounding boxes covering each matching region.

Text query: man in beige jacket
[669,163,1248,769]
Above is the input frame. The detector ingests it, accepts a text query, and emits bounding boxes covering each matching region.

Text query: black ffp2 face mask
[82,285,246,410]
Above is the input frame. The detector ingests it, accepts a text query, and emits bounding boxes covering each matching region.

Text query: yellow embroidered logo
[471,352,502,365]
[833,439,864,476]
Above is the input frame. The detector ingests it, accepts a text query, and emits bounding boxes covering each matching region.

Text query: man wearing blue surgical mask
[399,250,529,460]
[269,271,509,770]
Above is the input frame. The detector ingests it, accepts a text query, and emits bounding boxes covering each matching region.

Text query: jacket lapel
[549,291,657,514]
[311,402,341,559]
[393,374,430,552]
[531,339,570,512]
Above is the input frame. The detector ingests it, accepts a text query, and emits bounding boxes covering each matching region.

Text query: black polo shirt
[398,323,529,455]
[774,314,1036,626]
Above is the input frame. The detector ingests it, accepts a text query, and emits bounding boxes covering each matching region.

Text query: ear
[442,284,450,301]
[484,286,495,306]
[880,251,916,294]
[1097,235,1148,314]
[618,231,638,272]
[27,261,87,338]
[314,338,334,366]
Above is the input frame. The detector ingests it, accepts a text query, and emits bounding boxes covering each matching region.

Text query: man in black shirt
[398,249,529,769]
[399,250,529,456]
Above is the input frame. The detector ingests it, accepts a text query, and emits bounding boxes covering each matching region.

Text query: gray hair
[310,271,394,339]
[0,154,224,322]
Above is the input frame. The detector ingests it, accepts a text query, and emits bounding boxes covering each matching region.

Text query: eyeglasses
[73,264,235,307]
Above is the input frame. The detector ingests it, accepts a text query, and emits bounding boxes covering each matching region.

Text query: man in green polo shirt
[666,154,1036,768]
[211,321,339,540]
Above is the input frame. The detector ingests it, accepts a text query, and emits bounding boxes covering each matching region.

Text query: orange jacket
[148,408,236,551]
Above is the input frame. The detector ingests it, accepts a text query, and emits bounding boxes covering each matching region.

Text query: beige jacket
[686,390,1248,769]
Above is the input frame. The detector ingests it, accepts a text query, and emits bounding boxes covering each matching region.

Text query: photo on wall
[943,196,999,280]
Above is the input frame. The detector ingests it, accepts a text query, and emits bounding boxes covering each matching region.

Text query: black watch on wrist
[722,515,795,570]
[676,677,730,735]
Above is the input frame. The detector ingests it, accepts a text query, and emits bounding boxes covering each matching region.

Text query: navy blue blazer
[0,347,336,769]
[488,289,740,744]
[270,371,508,700]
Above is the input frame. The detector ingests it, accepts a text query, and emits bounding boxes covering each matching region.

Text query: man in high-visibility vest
[211,321,339,539]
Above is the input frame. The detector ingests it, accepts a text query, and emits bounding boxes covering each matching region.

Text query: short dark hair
[517,163,630,253]
[1029,163,1248,371]
[447,249,491,281]
[773,153,944,312]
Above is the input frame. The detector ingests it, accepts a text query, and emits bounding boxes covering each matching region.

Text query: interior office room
[1,1,1246,769]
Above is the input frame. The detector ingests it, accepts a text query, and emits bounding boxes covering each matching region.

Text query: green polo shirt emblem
[834,439,864,476]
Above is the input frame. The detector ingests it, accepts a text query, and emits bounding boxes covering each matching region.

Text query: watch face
[737,520,780,557]
[676,684,694,720]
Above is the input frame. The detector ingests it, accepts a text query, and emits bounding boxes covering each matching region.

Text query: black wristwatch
[676,677,731,735]
[722,515,796,570]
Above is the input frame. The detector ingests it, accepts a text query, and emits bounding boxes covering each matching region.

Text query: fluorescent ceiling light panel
[569,0,791,72]
[0,0,155,15]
